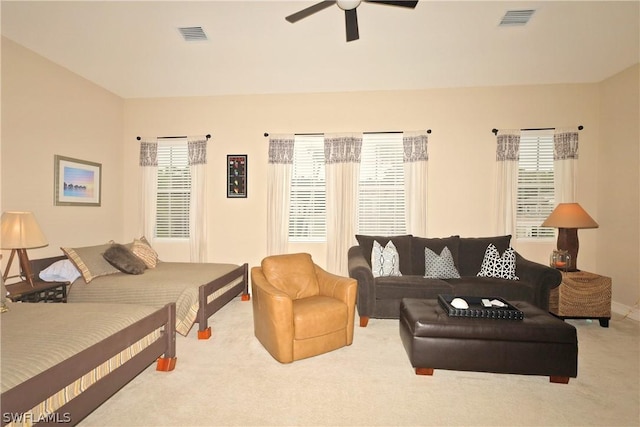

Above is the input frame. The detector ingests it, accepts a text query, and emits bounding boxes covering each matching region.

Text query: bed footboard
[1,303,176,426]
[197,263,249,339]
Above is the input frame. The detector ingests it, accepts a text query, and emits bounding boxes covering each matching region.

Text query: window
[288,135,326,242]
[156,140,190,238]
[357,133,406,235]
[286,132,406,242]
[516,130,555,239]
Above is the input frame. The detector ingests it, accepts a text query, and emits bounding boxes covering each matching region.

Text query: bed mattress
[1,301,163,426]
[66,261,242,335]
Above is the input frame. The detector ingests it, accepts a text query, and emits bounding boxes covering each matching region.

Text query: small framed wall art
[54,155,102,206]
[227,154,247,198]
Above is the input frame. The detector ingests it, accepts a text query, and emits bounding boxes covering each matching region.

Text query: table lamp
[1,211,48,286]
[541,203,598,272]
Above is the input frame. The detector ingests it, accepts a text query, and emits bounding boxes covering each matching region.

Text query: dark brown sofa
[347,234,562,326]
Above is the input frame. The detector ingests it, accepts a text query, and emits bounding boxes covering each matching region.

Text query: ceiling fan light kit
[337,0,362,10]
[285,0,419,42]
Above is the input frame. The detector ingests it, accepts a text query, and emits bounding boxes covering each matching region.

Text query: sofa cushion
[412,235,460,275]
[261,253,319,300]
[458,235,512,276]
[375,276,453,300]
[356,234,413,275]
[445,277,536,304]
[372,240,402,277]
[477,244,519,280]
[424,246,461,279]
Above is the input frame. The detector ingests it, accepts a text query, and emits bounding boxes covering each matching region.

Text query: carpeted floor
[80,297,639,426]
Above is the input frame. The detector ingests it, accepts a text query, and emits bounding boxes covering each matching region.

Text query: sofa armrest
[250,267,294,362]
[515,253,562,311]
[348,245,376,319]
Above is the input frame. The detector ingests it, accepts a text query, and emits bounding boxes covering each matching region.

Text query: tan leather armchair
[251,253,358,363]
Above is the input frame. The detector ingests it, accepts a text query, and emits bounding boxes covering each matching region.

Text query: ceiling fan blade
[285,1,337,23]
[365,0,418,8]
[345,8,359,41]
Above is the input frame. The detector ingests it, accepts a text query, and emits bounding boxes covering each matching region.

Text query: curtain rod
[136,134,211,140]
[263,130,431,137]
[492,126,583,135]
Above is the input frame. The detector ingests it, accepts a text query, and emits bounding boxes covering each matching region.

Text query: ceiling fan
[285,0,419,42]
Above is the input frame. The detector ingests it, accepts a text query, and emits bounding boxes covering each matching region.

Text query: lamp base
[2,249,36,287]
[557,228,579,272]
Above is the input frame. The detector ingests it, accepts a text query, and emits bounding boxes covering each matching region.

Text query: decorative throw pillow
[477,243,519,280]
[371,240,402,278]
[131,237,159,268]
[39,259,82,283]
[424,246,461,279]
[103,244,147,275]
[62,243,122,283]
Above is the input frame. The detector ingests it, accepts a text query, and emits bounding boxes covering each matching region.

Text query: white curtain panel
[324,133,362,275]
[403,131,429,237]
[267,135,295,256]
[554,129,579,203]
[188,136,208,262]
[139,138,158,241]
[494,130,520,236]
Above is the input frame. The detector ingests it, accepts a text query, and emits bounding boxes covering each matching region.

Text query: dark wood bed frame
[1,302,177,426]
[28,256,250,340]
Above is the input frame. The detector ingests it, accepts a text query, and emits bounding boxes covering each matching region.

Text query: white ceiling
[2,1,638,99]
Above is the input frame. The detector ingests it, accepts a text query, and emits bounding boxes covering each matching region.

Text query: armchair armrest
[347,245,376,320]
[515,253,562,311]
[250,267,294,363]
[315,264,357,344]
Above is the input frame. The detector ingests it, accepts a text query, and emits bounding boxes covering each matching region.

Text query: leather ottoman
[399,298,578,383]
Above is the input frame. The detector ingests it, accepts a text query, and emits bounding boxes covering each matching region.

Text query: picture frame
[227,154,247,198]
[54,155,102,206]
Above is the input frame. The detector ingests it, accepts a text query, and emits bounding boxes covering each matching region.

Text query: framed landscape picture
[227,154,247,198]
[54,155,102,206]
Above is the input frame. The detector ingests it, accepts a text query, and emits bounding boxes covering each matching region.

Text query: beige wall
[1,38,124,278]
[2,39,638,314]
[123,84,600,270]
[597,64,640,316]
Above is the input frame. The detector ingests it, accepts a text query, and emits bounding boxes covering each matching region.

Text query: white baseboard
[612,301,640,322]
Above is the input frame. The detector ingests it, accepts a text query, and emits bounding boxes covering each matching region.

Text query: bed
[32,254,250,339]
[0,299,176,426]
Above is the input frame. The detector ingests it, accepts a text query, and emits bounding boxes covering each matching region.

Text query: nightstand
[549,270,611,327]
[6,279,68,303]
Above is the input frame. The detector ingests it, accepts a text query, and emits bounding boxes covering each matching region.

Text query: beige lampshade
[541,203,599,229]
[1,211,48,249]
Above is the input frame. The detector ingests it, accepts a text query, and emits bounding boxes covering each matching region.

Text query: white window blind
[516,130,555,239]
[288,135,326,242]
[156,140,191,238]
[357,133,406,235]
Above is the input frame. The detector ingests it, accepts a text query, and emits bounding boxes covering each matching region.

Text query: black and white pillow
[371,240,402,278]
[424,246,460,279]
[477,243,519,280]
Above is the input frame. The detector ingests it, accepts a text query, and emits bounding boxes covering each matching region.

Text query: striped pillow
[61,243,121,283]
[131,237,159,268]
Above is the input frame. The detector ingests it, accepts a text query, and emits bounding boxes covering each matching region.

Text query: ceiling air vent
[499,9,535,26]
[178,26,208,41]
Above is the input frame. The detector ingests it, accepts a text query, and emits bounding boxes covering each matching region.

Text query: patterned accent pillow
[371,240,402,278]
[424,246,461,279]
[131,237,159,268]
[477,244,519,280]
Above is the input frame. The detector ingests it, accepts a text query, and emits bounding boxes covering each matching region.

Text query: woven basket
[549,271,611,317]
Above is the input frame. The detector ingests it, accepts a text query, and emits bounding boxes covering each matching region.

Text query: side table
[6,279,68,303]
[549,270,611,327]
